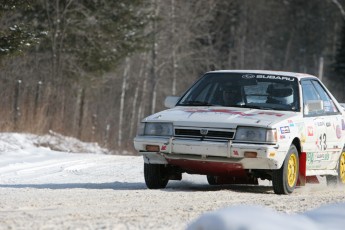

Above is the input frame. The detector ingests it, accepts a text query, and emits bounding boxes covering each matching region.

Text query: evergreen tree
[21,0,151,78]
[0,0,41,60]
[334,20,345,77]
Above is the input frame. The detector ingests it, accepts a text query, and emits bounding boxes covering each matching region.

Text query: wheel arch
[291,137,301,155]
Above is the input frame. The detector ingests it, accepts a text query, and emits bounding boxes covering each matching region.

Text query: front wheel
[144,163,169,189]
[272,145,299,195]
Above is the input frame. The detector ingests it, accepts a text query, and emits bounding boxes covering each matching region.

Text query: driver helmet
[268,85,293,104]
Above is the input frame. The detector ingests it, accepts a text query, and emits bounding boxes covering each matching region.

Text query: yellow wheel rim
[287,153,298,187]
[340,152,345,184]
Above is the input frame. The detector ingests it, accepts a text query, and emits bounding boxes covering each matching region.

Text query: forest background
[1,0,345,152]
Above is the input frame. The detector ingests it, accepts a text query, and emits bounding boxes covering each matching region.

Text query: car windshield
[177,72,300,112]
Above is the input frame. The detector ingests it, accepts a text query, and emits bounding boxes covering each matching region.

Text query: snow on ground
[0,132,345,230]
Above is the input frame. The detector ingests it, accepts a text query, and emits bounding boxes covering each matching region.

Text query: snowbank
[0,131,109,154]
[187,203,345,230]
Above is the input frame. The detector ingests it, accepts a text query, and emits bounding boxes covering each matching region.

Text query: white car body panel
[134,70,345,178]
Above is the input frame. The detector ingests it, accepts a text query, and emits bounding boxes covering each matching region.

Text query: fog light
[146,145,160,152]
[244,151,257,158]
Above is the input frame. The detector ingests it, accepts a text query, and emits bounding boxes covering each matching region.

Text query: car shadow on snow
[0,181,147,190]
[0,182,274,193]
[166,182,275,194]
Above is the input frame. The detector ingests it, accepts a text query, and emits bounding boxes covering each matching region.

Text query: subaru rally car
[134,70,345,194]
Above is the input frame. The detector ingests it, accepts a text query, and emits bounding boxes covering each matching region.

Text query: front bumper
[134,136,285,169]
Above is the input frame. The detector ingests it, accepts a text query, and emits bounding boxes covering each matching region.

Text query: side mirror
[304,100,323,115]
[164,96,180,108]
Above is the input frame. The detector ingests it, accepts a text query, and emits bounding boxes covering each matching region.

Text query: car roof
[207,70,318,80]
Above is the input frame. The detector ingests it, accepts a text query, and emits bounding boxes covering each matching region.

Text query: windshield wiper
[180,100,214,106]
[244,104,293,111]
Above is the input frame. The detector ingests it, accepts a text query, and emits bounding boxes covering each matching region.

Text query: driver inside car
[222,84,244,106]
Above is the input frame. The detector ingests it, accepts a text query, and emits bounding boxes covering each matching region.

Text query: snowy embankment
[0,132,345,230]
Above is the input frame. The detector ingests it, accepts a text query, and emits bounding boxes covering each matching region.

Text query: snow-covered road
[0,133,345,229]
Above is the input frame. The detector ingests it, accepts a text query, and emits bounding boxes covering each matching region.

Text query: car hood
[144,106,299,128]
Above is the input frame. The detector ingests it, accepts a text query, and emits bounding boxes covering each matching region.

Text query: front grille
[174,128,235,140]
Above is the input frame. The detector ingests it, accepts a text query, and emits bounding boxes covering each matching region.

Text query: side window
[301,81,319,102]
[311,80,339,114]
[301,80,340,116]
[301,80,322,116]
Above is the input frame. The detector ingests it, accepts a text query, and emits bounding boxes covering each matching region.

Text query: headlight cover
[235,127,277,143]
[141,122,173,136]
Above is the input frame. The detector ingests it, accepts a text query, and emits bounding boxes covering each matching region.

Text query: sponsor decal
[307,126,314,136]
[326,122,331,127]
[295,123,306,144]
[280,126,290,134]
[257,112,284,117]
[306,152,330,164]
[333,145,339,149]
[233,150,239,156]
[307,152,314,164]
[316,133,327,151]
[280,134,286,139]
[288,120,295,127]
[161,145,167,151]
[315,153,330,161]
[315,121,325,126]
[336,125,342,139]
[256,75,295,81]
[242,74,255,79]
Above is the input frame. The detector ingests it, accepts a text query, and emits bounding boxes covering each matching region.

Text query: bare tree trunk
[129,58,146,139]
[283,31,294,69]
[171,0,177,95]
[13,80,22,131]
[77,87,85,139]
[149,0,159,114]
[138,54,149,125]
[118,57,131,148]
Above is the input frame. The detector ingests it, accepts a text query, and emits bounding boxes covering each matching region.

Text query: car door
[310,80,343,170]
[301,79,342,170]
[301,80,325,169]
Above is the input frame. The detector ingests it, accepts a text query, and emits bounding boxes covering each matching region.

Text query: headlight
[141,122,173,136]
[235,127,277,143]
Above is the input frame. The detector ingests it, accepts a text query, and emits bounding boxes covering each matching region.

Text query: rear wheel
[326,151,345,186]
[144,163,169,189]
[272,145,299,195]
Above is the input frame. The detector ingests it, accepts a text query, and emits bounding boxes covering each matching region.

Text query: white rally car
[134,70,345,194]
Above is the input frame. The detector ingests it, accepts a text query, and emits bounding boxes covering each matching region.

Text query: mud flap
[297,152,306,186]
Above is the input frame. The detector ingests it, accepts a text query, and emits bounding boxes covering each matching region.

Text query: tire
[339,151,345,184]
[207,175,218,185]
[144,163,169,189]
[326,151,345,186]
[272,145,299,195]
